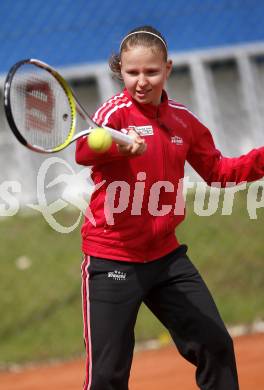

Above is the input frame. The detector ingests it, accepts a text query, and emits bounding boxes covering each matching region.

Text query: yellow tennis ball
[158,332,171,346]
[88,127,112,153]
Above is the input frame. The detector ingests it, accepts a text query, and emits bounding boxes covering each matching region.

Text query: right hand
[117,129,147,156]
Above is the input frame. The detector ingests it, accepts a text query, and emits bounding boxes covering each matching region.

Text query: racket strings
[9,63,73,150]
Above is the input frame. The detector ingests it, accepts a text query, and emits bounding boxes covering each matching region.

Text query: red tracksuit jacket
[75,89,264,262]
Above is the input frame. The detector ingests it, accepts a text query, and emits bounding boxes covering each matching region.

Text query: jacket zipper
[152,107,168,238]
[156,106,167,180]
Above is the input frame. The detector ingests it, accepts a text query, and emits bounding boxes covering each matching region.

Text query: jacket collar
[123,88,169,119]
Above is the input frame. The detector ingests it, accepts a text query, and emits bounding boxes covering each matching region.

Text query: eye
[146,69,160,76]
[126,70,138,76]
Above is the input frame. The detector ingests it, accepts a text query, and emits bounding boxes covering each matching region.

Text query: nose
[137,74,148,88]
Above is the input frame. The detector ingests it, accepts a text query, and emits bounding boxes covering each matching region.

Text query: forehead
[120,45,165,65]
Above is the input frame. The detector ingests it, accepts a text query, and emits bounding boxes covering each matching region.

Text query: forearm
[187,113,264,187]
[75,136,124,166]
[207,147,264,186]
[75,130,147,166]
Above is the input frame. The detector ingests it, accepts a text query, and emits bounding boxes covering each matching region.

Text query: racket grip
[104,126,133,145]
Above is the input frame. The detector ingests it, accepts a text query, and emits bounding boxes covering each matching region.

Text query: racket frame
[4,58,132,153]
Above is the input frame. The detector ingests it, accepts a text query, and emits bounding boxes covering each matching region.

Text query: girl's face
[120,45,172,106]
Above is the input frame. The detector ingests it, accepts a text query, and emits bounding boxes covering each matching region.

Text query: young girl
[76,25,264,390]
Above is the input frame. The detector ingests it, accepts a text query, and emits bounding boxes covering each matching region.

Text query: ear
[119,62,124,77]
[166,60,173,79]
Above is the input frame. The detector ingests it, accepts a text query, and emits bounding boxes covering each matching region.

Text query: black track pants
[81,245,239,390]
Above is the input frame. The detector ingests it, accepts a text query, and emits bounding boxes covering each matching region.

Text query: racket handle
[104,126,133,146]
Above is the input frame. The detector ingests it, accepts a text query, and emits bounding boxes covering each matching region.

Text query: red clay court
[0,332,263,389]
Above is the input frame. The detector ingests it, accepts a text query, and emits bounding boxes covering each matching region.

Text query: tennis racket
[4,58,133,153]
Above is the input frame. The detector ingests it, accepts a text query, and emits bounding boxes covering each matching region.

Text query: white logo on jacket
[128,125,153,136]
[171,135,183,145]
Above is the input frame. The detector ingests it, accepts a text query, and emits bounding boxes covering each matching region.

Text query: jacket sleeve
[75,106,125,166]
[187,113,264,186]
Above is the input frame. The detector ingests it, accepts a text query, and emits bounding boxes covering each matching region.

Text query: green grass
[0,211,83,364]
[0,188,263,365]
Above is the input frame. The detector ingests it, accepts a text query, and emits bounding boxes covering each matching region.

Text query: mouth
[136,90,151,98]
